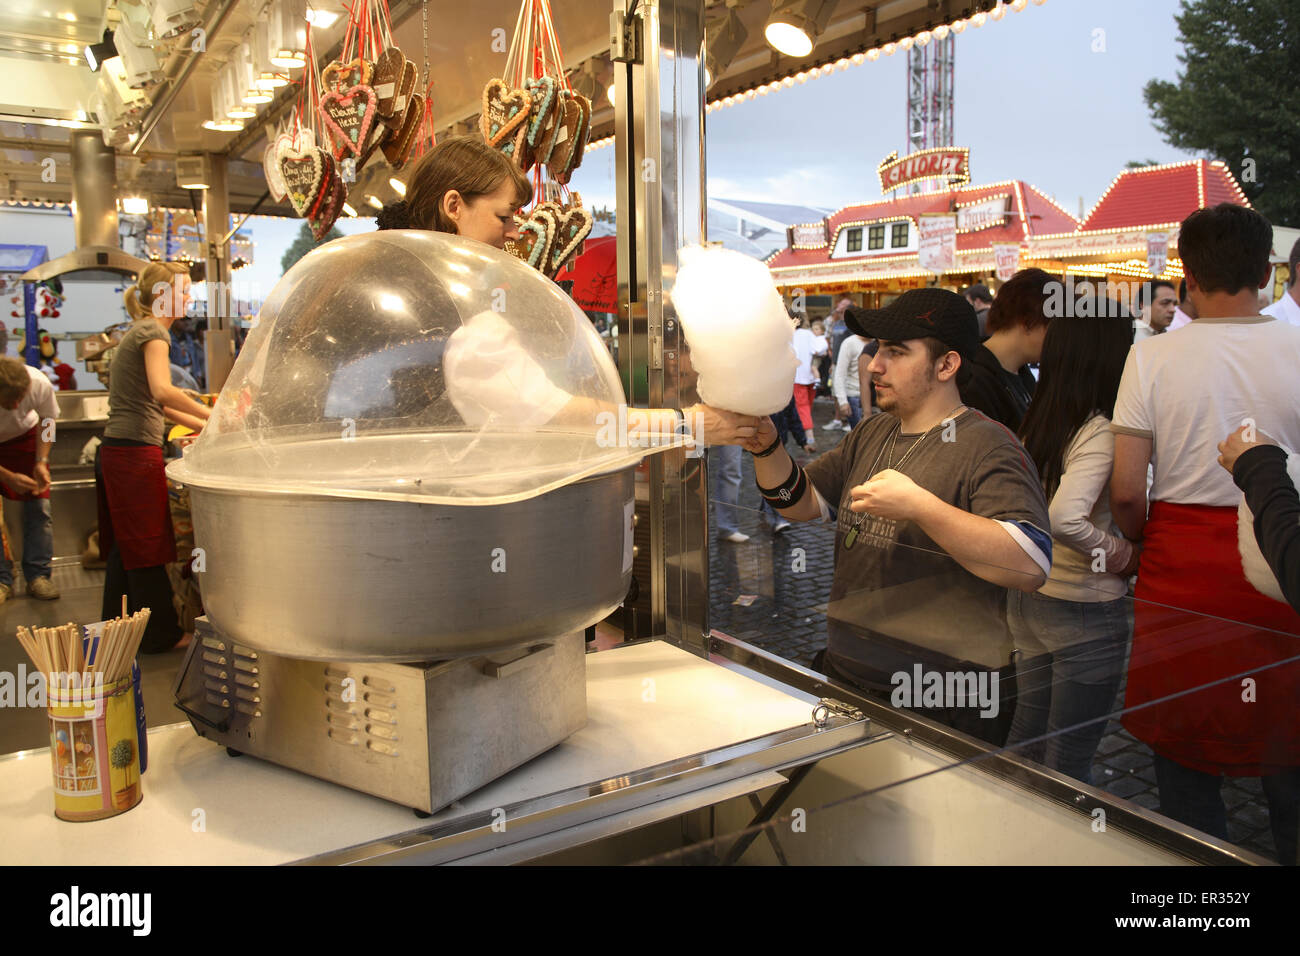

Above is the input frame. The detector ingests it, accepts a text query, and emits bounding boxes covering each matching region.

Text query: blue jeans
[0,497,54,586]
[846,396,863,428]
[1006,590,1132,785]
[709,445,744,536]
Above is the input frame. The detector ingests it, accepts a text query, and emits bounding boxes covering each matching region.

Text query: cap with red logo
[845,287,980,361]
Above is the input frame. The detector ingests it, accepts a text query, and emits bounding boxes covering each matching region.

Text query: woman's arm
[143,339,211,421]
[163,407,208,432]
[1049,419,1135,573]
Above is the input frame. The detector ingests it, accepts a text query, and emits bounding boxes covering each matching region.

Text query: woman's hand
[33,461,51,494]
[684,403,760,447]
[1,469,39,496]
[1217,424,1278,474]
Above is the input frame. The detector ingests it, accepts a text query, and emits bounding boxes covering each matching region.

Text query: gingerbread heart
[510,212,554,273]
[322,58,373,92]
[309,170,344,239]
[388,61,417,125]
[372,48,407,118]
[382,91,423,169]
[321,84,377,159]
[545,92,582,181]
[279,145,327,217]
[305,150,337,221]
[524,75,558,149]
[568,92,593,175]
[500,119,533,172]
[263,138,288,202]
[480,78,532,147]
[549,203,594,276]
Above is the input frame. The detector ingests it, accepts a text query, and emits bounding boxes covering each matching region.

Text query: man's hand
[847,468,935,522]
[1218,424,1278,474]
[2,470,39,495]
[33,461,51,495]
[685,403,760,447]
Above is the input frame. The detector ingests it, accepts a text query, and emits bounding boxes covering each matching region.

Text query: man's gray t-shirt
[803,408,1051,678]
[105,319,171,446]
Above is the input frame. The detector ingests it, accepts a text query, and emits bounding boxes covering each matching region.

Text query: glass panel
[701,413,1299,865]
[867,225,885,250]
[846,228,862,252]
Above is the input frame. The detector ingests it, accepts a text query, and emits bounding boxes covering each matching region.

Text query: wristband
[757,458,809,509]
[752,434,782,458]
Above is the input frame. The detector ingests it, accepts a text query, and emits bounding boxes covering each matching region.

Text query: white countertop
[0,640,817,865]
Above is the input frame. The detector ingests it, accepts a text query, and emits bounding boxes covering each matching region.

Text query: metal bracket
[812,698,867,728]
[610,7,643,64]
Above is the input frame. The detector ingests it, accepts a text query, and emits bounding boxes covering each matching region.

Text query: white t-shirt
[1111,315,1300,506]
[0,364,58,444]
[1167,306,1193,332]
[1261,290,1300,326]
[791,328,824,386]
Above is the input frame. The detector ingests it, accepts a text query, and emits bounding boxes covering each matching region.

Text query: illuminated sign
[957,195,1010,232]
[878,148,970,193]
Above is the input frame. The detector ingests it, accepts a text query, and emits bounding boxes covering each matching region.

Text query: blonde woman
[96,262,211,653]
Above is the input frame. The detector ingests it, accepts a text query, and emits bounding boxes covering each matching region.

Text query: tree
[1144,0,1300,226]
[280,221,344,274]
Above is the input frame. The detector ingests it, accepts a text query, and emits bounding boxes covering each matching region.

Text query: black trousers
[101,543,183,654]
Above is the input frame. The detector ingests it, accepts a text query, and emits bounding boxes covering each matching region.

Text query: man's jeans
[0,497,54,586]
[709,445,744,536]
[846,396,863,429]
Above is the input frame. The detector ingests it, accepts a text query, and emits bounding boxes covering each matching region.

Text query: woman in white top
[1005,312,1140,784]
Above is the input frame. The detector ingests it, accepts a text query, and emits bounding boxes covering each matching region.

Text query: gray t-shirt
[105,319,172,446]
[804,408,1051,675]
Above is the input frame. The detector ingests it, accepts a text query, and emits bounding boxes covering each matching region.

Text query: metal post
[201,154,235,392]
[615,0,709,653]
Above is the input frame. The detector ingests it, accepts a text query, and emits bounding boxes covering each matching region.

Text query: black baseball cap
[845,288,980,361]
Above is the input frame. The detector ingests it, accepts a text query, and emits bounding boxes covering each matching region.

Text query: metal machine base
[174,617,588,813]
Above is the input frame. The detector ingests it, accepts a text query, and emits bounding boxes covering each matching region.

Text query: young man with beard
[704,289,1051,744]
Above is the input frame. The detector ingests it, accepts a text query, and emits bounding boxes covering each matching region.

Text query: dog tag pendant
[844,525,859,550]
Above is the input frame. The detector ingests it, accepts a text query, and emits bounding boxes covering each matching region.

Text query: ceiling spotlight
[342,202,357,217]
[991,2,1008,20]
[764,0,836,58]
[270,0,308,69]
[121,196,149,215]
[1012,0,1029,9]
[898,36,914,51]
[914,30,931,46]
[305,8,340,28]
[933,24,950,39]
[951,19,967,34]
[84,29,116,72]
[971,11,988,27]
[389,178,407,196]
[366,195,384,210]
[607,80,616,105]
[705,7,748,90]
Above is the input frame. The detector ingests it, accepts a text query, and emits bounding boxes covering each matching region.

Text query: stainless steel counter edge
[296,715,883,865]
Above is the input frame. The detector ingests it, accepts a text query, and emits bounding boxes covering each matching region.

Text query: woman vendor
[97,261,212,652]
[376,135,758,447]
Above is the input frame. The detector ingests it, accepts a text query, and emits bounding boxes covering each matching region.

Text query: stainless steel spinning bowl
[186,467,635,661]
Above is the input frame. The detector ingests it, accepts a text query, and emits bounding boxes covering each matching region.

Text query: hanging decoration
[277,26,342,239]
[489,0,593,280]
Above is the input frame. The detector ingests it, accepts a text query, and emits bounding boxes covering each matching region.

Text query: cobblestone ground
[707,392,1278,863]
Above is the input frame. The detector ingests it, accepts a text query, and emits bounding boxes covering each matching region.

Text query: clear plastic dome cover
[169,230,673,504]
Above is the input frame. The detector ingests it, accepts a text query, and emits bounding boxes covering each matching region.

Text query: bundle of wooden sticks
[14,599,151,687]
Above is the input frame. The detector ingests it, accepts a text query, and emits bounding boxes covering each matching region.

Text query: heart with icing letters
[279,145,328,217]
[549,203,594,276]
[321,84,377,158]
[480,78,532,148]
[322,58,373,91]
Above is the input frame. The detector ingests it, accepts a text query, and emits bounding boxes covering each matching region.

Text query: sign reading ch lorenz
[878,148,971,193]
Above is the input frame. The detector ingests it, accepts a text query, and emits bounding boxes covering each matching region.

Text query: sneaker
[0,583,10,605]
[27,577,59,600]
[722,531,750,543]
[772,518,791,534]
[823,421,843,431]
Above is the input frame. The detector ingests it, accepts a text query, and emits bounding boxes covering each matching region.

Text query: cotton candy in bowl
[167,231,667,660]
[670,245,798,416]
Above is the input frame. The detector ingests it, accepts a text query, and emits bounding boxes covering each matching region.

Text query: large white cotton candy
[670,245,798,416]
[1237,450,1300,604]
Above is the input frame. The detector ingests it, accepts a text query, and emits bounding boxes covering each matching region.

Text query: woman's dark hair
[986,267,1055,334]
[1178,203,1272,295]
[402,136,532,233]
[1018,312,1133,498]
[376,200,410,230]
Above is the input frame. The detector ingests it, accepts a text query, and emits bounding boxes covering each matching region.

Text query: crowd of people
[704,203,1300,863]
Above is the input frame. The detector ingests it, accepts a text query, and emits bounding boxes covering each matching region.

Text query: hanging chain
[422,0,430,94]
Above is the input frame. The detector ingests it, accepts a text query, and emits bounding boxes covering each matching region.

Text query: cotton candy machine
[168,231,679,811]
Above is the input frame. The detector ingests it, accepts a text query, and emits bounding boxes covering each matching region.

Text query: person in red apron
[99,262,212,654]
[1111,204,1300,865]
[0,356,61,602]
